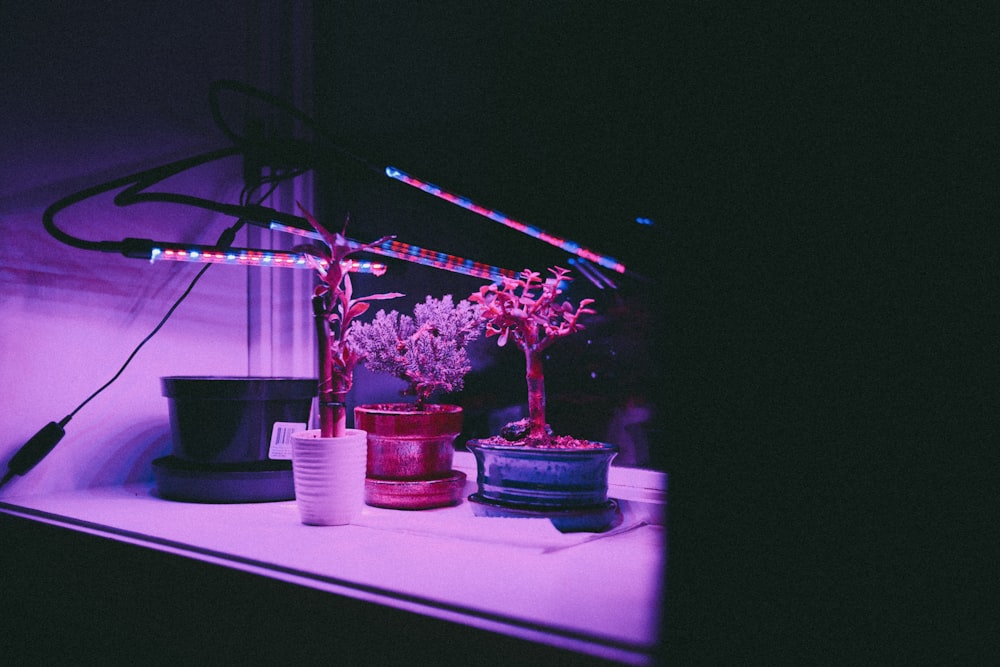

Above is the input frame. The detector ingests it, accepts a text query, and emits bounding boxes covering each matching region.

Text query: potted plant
[466,266,620,532]
[289,207,402,525]
[350,295,482,509]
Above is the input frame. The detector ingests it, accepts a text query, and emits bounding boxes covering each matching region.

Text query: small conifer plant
[349,295,483,411]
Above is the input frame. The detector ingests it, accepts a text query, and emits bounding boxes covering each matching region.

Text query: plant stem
[526,347,547,439]
[313,294,345,438]
[412,382,430,412]
[321,391,348,438]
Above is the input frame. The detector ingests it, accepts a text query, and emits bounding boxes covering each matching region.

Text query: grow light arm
[266,222,517,283]
[384,166,627,274]
[120,237,386,274]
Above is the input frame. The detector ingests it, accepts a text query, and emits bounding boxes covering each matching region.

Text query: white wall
[0,2,313,497]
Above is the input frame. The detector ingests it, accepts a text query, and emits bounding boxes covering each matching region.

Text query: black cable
[68,262,215,424]
[4,81,329,490]
[43,80,379,257]
[42,146,242,252]
[0,218,247,490]
[209,79,382,176]
[5,149,307,490]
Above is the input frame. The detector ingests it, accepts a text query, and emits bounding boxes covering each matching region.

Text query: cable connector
[120,237,156,260]
[2,419,69,486]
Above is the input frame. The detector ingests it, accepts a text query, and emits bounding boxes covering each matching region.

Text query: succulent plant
[469,266,596,443]
[349,295,482,410]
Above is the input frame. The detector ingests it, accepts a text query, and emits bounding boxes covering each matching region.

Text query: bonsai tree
[469,266,596,446]
[349,295,483,411]
[296,206,402,437]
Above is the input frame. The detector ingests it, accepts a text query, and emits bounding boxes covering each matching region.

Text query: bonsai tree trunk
[525,347,547,440]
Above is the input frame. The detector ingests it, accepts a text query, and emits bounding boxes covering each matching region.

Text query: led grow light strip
[569,257,618,290]
[268,221,516,282]
[568,257,604,289]
[147,244,386,275]
[384,166,627,274]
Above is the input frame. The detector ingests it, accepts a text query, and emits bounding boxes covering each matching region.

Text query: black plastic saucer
[152,456,294,503]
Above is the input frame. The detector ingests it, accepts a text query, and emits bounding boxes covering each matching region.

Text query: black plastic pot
[161,376,317,464]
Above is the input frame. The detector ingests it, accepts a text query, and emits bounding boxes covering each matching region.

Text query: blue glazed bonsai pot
[466,439,618,509]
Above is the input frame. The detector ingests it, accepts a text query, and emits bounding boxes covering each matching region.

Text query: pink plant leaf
[354,234,396,253]
[341,271,354,304]
[356,291,406,302]
[297,203,339,250]
[344,301,370,326]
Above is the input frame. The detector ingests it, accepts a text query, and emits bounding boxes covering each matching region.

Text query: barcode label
[268,421,306,460]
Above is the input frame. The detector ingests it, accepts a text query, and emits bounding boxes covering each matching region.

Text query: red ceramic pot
[354,404,466,510]
[353,403,463,481]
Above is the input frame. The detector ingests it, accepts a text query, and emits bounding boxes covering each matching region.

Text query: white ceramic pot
[291,428,367,526]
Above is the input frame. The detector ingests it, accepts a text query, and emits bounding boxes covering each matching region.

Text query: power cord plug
[0,418,69,490]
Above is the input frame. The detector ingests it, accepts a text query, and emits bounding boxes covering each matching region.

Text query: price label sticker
[268,421,305,460]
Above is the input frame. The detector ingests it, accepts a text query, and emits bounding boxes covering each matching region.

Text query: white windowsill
[0,452,666,665]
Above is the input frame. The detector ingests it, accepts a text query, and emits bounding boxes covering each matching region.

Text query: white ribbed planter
[290,429,367,526]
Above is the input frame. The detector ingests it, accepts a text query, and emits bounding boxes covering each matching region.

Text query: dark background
[298,3,992,663]
[2,2,992,663]
[308,3,670,470]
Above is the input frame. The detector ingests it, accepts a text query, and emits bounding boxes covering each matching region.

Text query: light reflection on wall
[0,187,256,497]
[0,4,260,498]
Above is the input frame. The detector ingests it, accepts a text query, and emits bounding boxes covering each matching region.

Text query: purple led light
[268,221,515,282]
[569,257,617,290]
[384,166,627,274]
[149,245,386,274]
